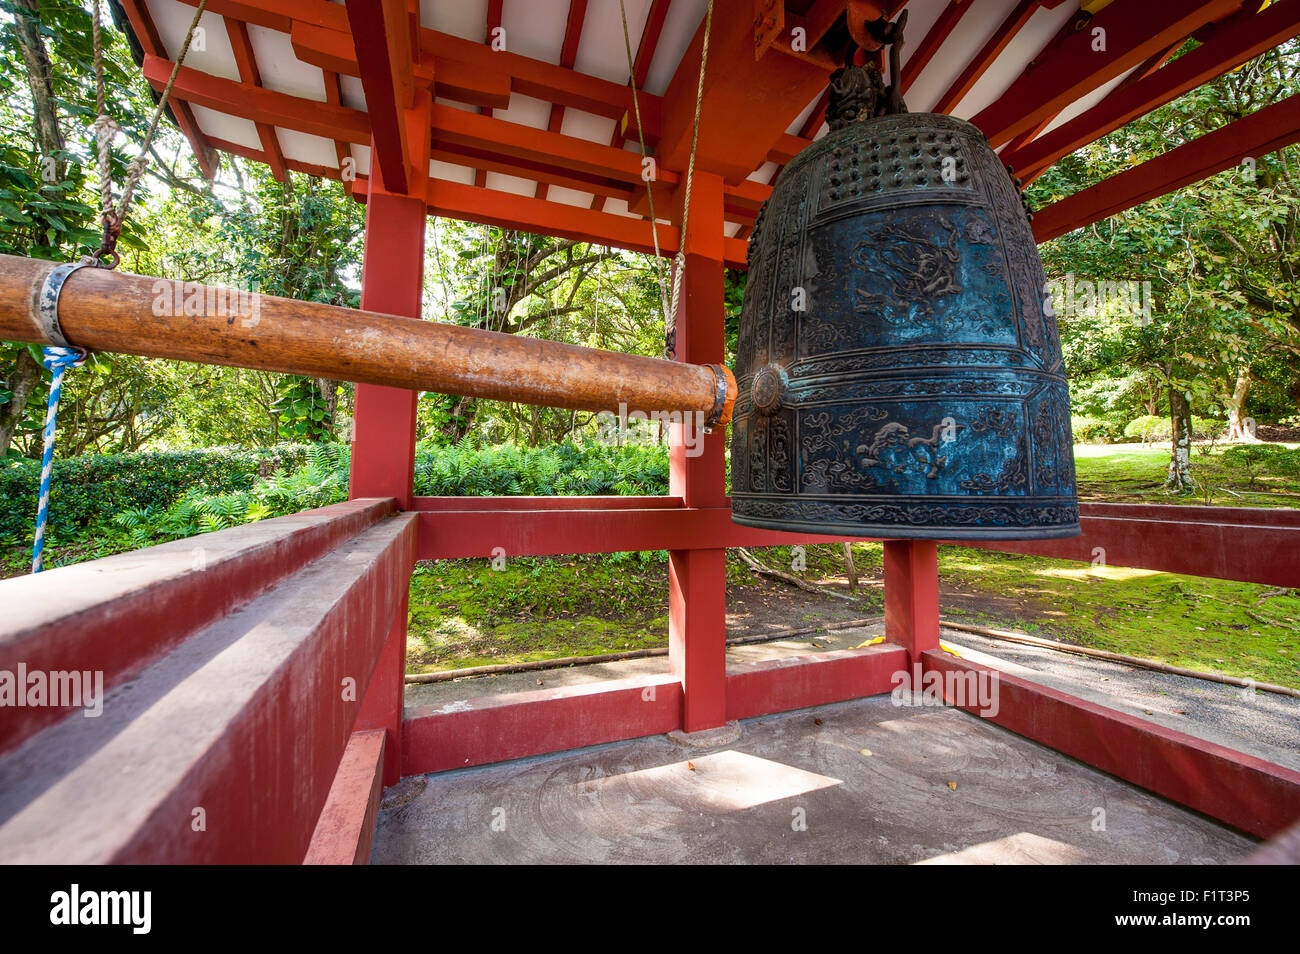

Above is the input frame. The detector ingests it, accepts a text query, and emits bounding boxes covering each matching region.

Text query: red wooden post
[356,588,409,785]
[348,187,426,509]
[883,540,941,663]
[669,171,728,732]
[349,137,427,785]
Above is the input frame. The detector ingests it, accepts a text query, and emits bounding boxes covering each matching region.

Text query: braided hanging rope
[618,0,670,340]
[29,2,204,570]
[31,348,86,573]
[619,0,713,359]
[90,0,209,266]
[667,0,715,358]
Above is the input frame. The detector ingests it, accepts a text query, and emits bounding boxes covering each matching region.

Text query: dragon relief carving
[851,216,961,322]
[855,420,963,481]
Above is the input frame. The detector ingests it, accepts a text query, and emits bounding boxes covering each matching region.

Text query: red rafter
[1032,93,1300,242]
[592,0,672,212]
[973,0,1242,148]
[141,55,370,143]
[538,0,590,201]
[322,69,354,177]
[475,0,505,189]
[390,178,749,267]
[901,0,969,93]
[116,0,218,178]
[345,0,414,194]
[225,18,288,182]
[933,0,1036,115]
[1004,0,1300,180]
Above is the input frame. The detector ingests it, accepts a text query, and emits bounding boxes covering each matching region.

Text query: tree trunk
[314,377,339,439]
[1226,366,1256,442]
[1165,387,1195,492]
[842,543,858,593]
[0,348,42,457]
[442,394,477,445]
[11,0,66,168]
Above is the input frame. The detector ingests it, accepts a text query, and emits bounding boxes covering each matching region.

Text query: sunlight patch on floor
[568,750,842,812]
[915,832,1089,865]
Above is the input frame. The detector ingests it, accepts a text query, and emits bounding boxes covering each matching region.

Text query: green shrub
[1221,444,1300,484]
[2,441,684,556]
[1071,415,1125,444]
[412,441,671,497]
[1121,415,1225,442]
[0,444,314,545]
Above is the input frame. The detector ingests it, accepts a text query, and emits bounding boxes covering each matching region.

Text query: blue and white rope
[31,347,85,573]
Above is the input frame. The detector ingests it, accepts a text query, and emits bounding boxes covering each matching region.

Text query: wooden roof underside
[118,0,1300,266]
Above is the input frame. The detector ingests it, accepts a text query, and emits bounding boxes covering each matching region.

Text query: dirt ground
[724,567,1057,637]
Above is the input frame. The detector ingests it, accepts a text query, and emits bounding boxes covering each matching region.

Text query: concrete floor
[372,695,1257,864]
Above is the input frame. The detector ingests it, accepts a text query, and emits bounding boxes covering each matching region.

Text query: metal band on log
[0,254,736,425]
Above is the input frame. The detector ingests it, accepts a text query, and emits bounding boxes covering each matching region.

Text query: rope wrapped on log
[0,255,737,427]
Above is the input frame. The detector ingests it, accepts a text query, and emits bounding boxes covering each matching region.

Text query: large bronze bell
[730,35,1079,541]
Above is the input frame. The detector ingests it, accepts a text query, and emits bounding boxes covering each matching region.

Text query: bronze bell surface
[729,45,1079,541]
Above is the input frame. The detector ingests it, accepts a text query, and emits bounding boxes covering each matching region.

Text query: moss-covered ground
[408,444,1300,688]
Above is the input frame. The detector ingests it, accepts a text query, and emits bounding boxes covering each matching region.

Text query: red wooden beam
[933,0,1036,115]
[321,68,354,176]
[0,498,395,756]
[725,645,906,722]
[474,0,504,190]
[172,0,336,33]
[0,510,415,863]
[141,54,370,143]
[414,500,1300,588]
[1005,0,1300,179]
[204,133,348,182]
[1032,93,1300,242]
[225,17,288,182]
[288,21,508,107]
[410,177,749,267]
[539,0,591,201]
[972,0,1242,148]
[901,0,969,93]
[656,0,830,183]
[117,0,218,178]
[403,674,685,775]
[303,729,386,865]
[345,0,414,195]
[593,0,673,211]
[401,647,907,776]
[924,651,1300,838]
[429,143,641,205]
[431,102,679,189]
[960,500,1300,588]
[415,505,875,561]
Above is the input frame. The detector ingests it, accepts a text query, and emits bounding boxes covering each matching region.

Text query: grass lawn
[407,442,1300,689]
[938,547,1300,690]
[407,554,672,674]
[1074,442,1300,506]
